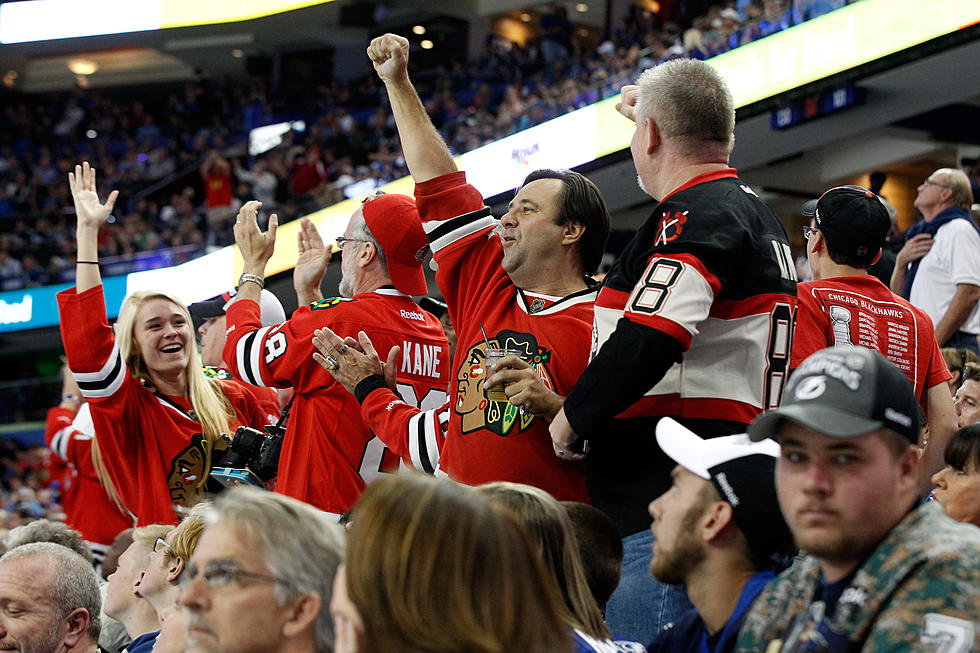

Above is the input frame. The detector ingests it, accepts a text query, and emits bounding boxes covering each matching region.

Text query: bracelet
[238,273,264,289]
[76,261,100,265]
[61,394,81,403]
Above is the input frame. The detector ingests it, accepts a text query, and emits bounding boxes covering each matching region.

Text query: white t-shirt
[909,218,980,335]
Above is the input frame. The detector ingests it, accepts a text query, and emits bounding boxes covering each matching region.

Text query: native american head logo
[455,329,556,437]
[167,434,208,506]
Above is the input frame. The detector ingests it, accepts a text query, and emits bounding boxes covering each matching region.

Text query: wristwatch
[238,272,265,289]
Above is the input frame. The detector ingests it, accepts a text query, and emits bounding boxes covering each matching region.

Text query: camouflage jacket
[736,501,980,653]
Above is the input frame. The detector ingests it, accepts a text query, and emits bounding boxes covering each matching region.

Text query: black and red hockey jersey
[416,171,592,502]
[223,290,449,514]
[563,170,798,534]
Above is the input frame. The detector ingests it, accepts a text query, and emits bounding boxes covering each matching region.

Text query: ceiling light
[576,3,588,11]
[67,58,98,76]
[412,25,425,35]
[420,39,434,49]
[520,12,531,22]
[231,48,244,58]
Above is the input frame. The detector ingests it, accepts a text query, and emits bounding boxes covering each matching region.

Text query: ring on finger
[338,344,350,355]
[324,355,340,371]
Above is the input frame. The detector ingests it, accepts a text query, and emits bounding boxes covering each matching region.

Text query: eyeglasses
[922,178,950,189]
[154,537,172,554]
[178,561,290,591]
[802,225,820,240]
[335,237,370,250]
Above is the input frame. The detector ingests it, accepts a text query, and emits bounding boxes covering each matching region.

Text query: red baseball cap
[361,193,429,296]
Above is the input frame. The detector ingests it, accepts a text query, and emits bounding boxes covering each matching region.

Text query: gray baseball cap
[748,346,918,444]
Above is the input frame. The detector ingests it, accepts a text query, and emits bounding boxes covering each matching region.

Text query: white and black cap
[656,418,796,567]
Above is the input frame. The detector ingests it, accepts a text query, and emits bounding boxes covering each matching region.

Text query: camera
[213,423,284,485]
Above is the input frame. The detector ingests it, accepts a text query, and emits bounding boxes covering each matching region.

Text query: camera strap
[266,395,295,436]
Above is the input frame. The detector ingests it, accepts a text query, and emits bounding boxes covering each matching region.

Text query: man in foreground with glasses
[792,185,956,491]
[179,486,345,653]
[103,524,173,652]
[222,193,450,516]
[891,168,980,354]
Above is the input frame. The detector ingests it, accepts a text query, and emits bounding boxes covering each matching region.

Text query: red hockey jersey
[793,275,950,400]
[223,290,449,514]
[58,285,272,525]
[45,404,133,552]
[416,171,592,502]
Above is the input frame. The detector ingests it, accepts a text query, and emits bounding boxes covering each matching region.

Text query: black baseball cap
[749,346,918,445]
[656,418,796,568]
[188,288,285,329]
[418,296,448,319]
[801,185,890,264]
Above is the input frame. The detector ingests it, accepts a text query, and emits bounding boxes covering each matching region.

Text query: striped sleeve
[45,404,94,463]
[422,207,497,255]
[622,252,721,350]
[73,342,126,399]
[233,325,274,388]
[57,286,131,402]
[359,387,449,474]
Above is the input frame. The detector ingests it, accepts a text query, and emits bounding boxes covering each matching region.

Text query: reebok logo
[400,309,425,322]
[715,472,739,507]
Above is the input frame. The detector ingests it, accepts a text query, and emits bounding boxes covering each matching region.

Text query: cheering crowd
[3,10,980,653]
[0,0,844,297]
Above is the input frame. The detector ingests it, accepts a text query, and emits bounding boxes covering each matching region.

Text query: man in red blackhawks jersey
[362,33,611,504]
[792,185,956,491]
[550,59,799,643]
[222,193,449,518]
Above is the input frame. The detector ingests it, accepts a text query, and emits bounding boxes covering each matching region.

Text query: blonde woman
[58,162,268,524]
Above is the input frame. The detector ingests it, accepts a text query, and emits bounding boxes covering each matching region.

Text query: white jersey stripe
[426,216,498,254]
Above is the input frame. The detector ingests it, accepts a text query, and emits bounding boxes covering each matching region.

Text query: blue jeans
[605,529,693,645]
[945,330,980,356]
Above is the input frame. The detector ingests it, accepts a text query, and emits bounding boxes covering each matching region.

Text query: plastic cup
[484,348,522,401]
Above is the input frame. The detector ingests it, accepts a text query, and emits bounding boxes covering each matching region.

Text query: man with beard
[0,542,103,653]
[646,418,794,653]
[223,199,449,515]
[738,346,980,652]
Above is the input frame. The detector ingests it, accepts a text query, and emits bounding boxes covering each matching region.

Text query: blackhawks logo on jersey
[310,297,354,311]
[167,433,208,506]
[455,329,556,437]
[655,210,688,246]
